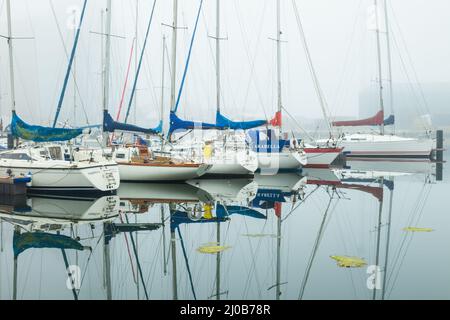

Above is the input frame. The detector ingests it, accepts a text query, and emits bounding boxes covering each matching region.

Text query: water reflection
[0,158,444,300]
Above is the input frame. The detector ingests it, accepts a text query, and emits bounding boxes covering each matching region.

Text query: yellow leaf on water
[403,227,434,233]
[330,255,367,268]
[197,245,231,254]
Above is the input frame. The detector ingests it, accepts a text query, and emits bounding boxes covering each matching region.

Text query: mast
[161,35,166,139]
[170,0,179,113]
[275,212,281,300]
[276,0,282,136]
[171,227,178,300]
[374,0,385,135]
[373,178,384,300]
[383,0,394,133]
[102,0,112,146]
[103,223,112,300]
[216,0,221,113]
[73,11,77,127]
[6,0,16,115]
[216,219,221,300]
[382,178,394,300]
[134,0,139,124]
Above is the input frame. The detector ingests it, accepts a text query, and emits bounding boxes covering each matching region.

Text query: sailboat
[246,0,307,171]
[0,0,120,194]
[165,0,262,176]
[75,0,210,182]
[320,0,434,159]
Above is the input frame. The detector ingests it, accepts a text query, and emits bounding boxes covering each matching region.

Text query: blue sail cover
[216,204,266,220]
[170,209,228,231]
[169,112,225,134]
[383,114,395,126]
[247,129,290,154]
[216,111,267,130]
[13,232,84,257]
[103,111,162,135]
[11,112,82,142]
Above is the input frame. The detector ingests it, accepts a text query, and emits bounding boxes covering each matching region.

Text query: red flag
[269,111,282,127]
[274,202,282,218]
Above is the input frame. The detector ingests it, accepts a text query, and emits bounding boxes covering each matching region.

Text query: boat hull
[256,150,307,172]
[0,160,120,193]
[117,162,211,181]
[303,148,342,168]
[337,135,434,158]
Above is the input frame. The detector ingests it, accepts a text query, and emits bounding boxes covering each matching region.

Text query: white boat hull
[303,148,342,168]
[0,160,120,193]
[256,150,307,172]
[117,162,211,181]
[335,134,434,158]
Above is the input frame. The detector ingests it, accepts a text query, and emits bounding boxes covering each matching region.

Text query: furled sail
[168,112,225,134]
[103,111,162,135]
[215,111,267,130]
[332,111,395,127]
[11,112,83,142]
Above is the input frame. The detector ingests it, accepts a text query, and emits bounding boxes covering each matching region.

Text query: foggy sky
[0,0,449,131]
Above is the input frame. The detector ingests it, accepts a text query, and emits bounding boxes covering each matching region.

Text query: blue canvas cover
[383,114,395,126]
[216,204,266,220]
[247,129,290,153]
[11,112,83,142]
[215,111,267,130]
[168,112,225,134]
[13,232,84,257]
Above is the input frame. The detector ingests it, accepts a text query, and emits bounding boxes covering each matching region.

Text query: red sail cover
[332,111,384,127]
[269,111,282,127]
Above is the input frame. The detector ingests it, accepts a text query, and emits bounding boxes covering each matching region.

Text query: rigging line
[119,214,138,284]
[386,185,432,298]
[232,0,269,120]
[329,0,363,120]
[172,0,204,115]
[281,106,315,143]
[124,214,150,300]
[298,192,335,299]
[176,227,197,300]
[112,40,135,144]
[291,0,333,137]
[388,1,431,118]
[282,185,321,222]
[52,0,88,128]
[385,182,429,291]
[125,0,157,123]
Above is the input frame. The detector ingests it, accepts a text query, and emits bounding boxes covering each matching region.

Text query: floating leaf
[330,255,367,268]
[197,245,231,254]
[403,227,434,233]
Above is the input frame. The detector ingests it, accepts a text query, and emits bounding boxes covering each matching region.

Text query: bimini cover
[103,111,162,135]
[168,112,225,134]
[215,111,267,130]
[13,231,84,257]
[11,112,83,142]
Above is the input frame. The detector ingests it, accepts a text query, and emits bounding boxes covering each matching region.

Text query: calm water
[0,154,447,300]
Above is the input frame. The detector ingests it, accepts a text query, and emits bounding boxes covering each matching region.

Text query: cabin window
[48,147,63,160]
[115,153,126,159]
[0,153,32,160]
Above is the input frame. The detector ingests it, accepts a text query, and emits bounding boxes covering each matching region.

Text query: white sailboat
[74,0,211,182]
[323,0,434,158]
[1,0,120,194]
[166,0,259,176]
